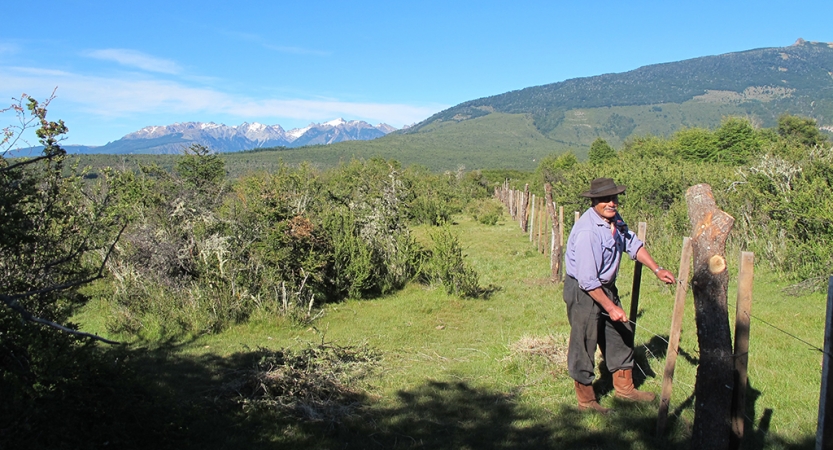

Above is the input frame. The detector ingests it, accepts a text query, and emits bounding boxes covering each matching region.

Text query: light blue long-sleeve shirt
[564,207,643,291]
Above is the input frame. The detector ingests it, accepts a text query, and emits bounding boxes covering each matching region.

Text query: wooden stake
[629,222,648,327]
[521,184,530,232]
[538,198,545,253]
[730,251,754,450]
[529,194,536,241]
[544,184,560,282]
[557,206,564,281]
[657,237,693,437]
[817,276,833,450]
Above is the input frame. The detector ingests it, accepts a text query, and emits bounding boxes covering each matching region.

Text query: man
[564,177,675,413]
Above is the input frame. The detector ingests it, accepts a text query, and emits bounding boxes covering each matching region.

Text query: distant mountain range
[61,119,397,154]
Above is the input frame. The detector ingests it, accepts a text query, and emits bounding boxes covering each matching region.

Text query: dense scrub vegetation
[525,114,833,287]
[3,95,832,448]
[95,151,499,340]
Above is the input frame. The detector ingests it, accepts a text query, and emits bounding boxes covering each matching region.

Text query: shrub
[1,94,129,447]
[421,225,491,298]
[467,198,503,225]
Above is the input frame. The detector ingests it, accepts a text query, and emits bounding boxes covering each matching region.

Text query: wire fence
[497,181,832,444]
[496,181,829,357]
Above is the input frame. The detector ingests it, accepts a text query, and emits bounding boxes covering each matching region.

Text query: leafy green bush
[2,95,131,447]
[320,159,423,297]
[467,197,503,225]
[420,225,492,298]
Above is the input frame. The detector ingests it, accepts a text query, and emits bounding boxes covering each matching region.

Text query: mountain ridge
[63,119,396,154]
[406,39,833,139]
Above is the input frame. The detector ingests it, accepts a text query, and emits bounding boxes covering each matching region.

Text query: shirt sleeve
[573,229,604,291]
[623,228,644,260]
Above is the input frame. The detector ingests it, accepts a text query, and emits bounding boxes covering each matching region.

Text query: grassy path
[77,213,824,449]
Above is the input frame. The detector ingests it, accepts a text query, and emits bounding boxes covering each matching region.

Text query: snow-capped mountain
[79,119,397,154]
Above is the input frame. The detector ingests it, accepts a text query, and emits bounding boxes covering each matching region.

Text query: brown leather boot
[613,369,655,402]
[574,381,611,414]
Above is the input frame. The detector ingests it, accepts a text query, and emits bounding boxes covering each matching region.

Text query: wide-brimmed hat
[580,177,627,198]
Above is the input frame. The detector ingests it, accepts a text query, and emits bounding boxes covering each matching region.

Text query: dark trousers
[563,275,634,385]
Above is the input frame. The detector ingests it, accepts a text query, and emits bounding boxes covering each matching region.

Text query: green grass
[71,211,825,449]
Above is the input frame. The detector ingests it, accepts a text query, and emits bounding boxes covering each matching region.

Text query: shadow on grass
[349,379,667,450]
[5,342,819,450]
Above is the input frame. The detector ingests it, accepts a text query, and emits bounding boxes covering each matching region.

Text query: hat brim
[580,185,627,198]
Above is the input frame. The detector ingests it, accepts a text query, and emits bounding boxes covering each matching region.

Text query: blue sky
[2,0,831,147]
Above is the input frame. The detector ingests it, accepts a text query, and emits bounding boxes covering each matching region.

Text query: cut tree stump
[686,183,735,450]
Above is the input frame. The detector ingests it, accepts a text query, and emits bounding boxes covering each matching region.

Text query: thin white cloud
[261,44,331,56]
[0,66,443,128]
[84,49,182,74]
[223,30,331,56]
[0,42,20,54]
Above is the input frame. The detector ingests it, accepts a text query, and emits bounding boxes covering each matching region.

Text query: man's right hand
[587,287,629,323]
[606,305,628,323]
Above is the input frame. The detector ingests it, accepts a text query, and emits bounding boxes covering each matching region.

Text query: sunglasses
[595,195,620,204]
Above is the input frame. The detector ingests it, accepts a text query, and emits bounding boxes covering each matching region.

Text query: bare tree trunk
[686,183,735,450]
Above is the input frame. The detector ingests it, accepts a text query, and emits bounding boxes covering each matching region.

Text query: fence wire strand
[727,300,832,359]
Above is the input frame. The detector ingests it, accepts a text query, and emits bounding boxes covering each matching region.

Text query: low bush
[420,225,495,298]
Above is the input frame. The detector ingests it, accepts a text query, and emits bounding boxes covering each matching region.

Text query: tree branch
[1,223,128,345]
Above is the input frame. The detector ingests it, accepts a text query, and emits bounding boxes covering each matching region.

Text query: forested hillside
[403,39,833,155]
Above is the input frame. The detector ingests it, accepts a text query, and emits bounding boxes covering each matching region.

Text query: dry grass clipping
[509,334,569,368]
[221,342,380,423]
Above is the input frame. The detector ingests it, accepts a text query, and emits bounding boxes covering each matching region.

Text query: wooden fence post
[529,194,535,241]
[629,222,648,327]
[538,197,545,253]
[521,184,530,232]
[515,189,524,227]
[818,276,833,450]
[515,189,520,222]
[557,206,564,281]
[731,251,754,450]
[657,237,693,436]
[544,183,560,282]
